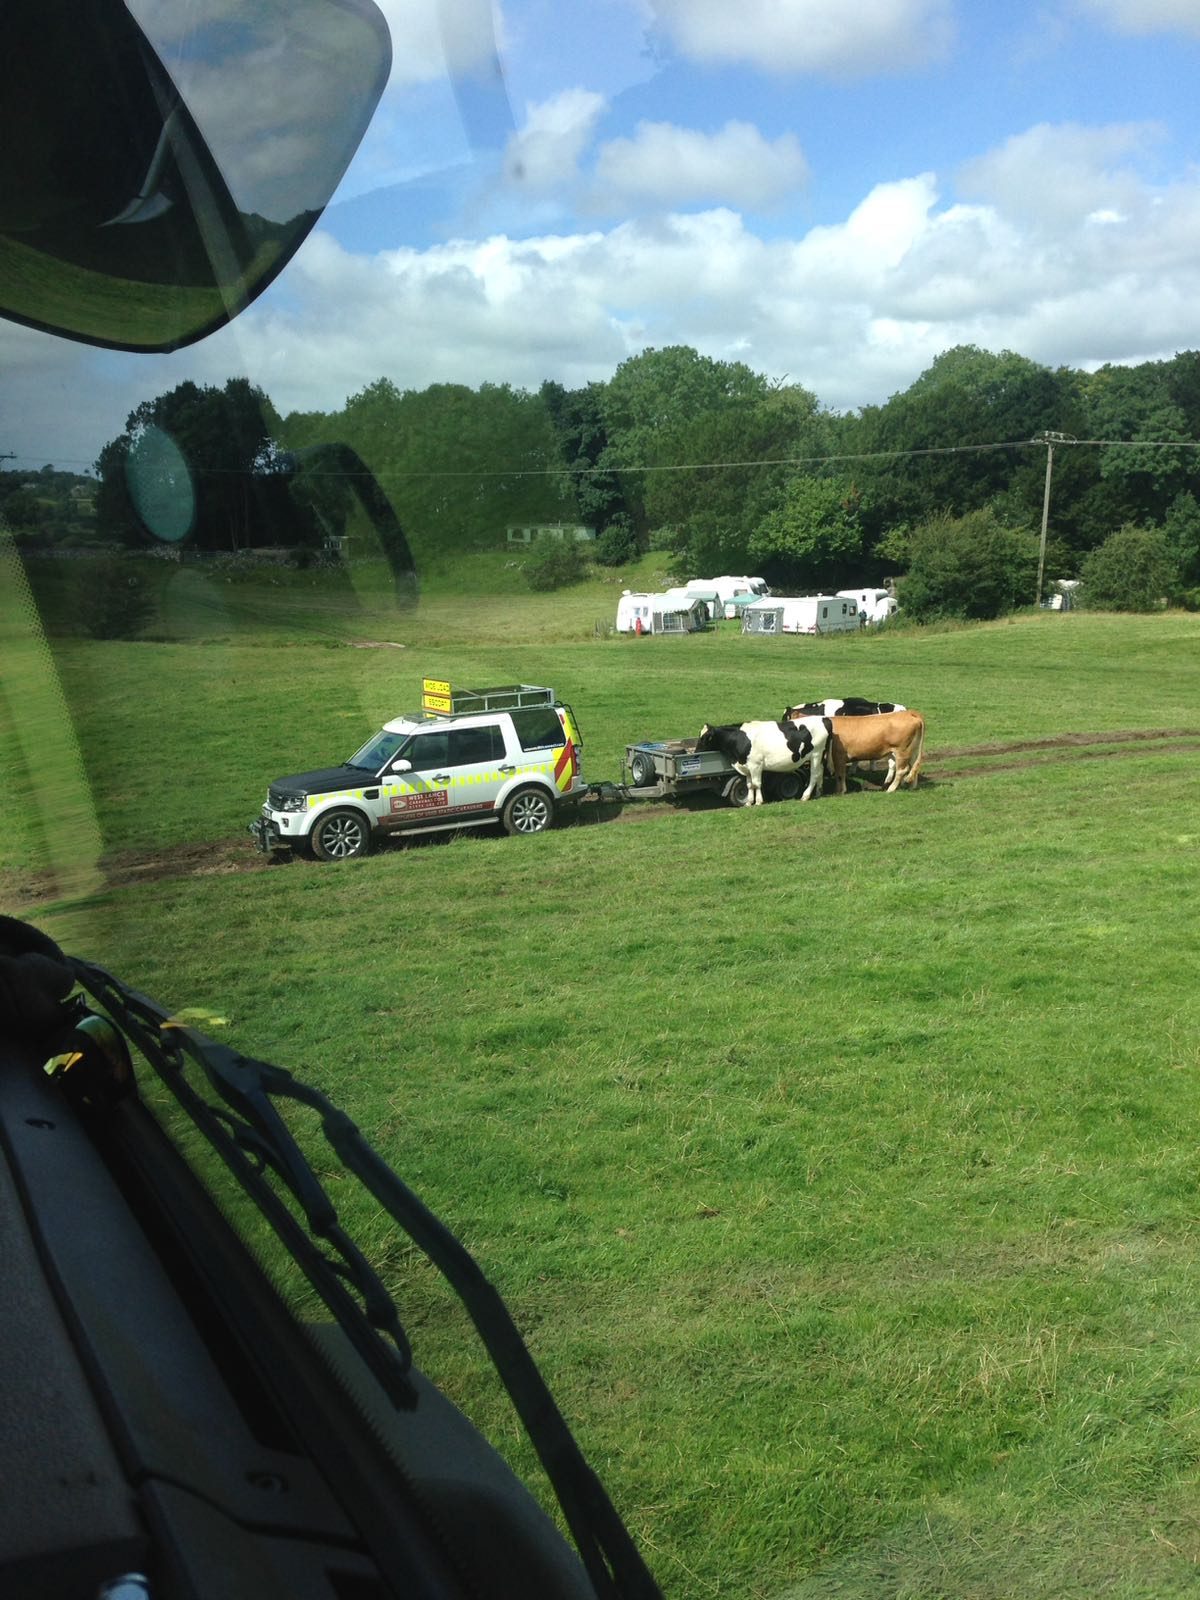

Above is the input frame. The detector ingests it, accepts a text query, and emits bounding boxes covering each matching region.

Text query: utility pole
[1033,431,1073,608]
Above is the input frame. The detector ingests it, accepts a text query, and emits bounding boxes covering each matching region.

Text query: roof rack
[421,679,556,718]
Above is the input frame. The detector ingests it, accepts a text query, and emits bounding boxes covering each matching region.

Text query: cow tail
[822,716,834,774]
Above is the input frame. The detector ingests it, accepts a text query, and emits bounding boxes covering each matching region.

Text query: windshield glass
[347,729,407,771]
[8,4,1200,1597]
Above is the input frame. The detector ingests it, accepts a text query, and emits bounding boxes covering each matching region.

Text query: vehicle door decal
[389,789,449,814]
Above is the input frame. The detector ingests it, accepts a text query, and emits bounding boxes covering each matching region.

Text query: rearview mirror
[0,0,391,351]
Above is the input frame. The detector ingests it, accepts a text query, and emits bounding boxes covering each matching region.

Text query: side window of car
[509,708,565,751]
[449,724,504,765]
[403,731,449,769]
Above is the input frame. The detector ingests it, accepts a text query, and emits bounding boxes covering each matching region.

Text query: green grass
[10,578,1200,1598]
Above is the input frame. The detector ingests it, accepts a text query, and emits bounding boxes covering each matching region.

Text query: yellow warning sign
[422,677,453,715]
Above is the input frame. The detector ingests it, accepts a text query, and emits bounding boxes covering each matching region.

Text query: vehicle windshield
[347,730,407,772]
[8,3,1200,1596]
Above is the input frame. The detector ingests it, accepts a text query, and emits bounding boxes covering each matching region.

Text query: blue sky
[7,0,1200,469]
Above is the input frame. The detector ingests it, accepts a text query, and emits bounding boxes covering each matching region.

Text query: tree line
[83,343,1200,616]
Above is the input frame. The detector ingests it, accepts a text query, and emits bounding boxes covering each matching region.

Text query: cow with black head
[696,717,831,806]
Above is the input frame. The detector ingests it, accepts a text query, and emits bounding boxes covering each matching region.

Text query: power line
[17,433,1200,482]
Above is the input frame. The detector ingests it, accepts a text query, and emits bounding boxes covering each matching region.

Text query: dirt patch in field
[938,727,1200,758]
[13,727,1199,902]
[100,837,277,890]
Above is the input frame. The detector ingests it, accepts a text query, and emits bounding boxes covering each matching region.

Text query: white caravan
[615,591,709,634]
[742,595,860,635]
[700,575,771,617]
[837,587,897,625]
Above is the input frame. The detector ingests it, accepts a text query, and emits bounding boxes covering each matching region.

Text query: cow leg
[903,725,925,787]
[800,747,823,800]
[831,739,847,795]
[750,757,765,804]
[884,747,904,792]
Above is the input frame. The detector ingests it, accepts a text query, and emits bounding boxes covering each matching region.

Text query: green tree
[600,345,770,538]
[637,384,828,574]
[523,535,589,591]
[1078,524,1178,612]
[850,347,1087,553]
[284,378,574,563]
[1163,491,1200,586]
[0,486,42,529]
[592,513,638,566]
[750,474,865,590]
[94,377,300,551]
[899,508,1039,622]
[541,380,630,540]
[1082,363,1195,527]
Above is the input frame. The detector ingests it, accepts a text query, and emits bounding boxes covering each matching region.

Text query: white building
[506,523,595,547]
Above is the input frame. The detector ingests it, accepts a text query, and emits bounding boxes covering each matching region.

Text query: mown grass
[11,579,1200,1598]
[7,581,1200,870]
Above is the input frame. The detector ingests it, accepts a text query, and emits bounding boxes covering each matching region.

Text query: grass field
[9,566,1200,1598]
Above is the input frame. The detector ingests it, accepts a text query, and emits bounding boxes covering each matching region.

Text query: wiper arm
[71,957,661,1600]
[72,957,417,1406]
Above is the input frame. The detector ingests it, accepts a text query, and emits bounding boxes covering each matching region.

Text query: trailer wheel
[311,807,372,861]
[726,775,751,807]
[502,786,555,836]
[629,750,657,788]
[772,773,801,801]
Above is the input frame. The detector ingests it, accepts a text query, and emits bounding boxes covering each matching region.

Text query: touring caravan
[742,595,859,635]
[663,584,723,619]
[616,591,709,634]
[706,575,770,617]
[837,587,897,625]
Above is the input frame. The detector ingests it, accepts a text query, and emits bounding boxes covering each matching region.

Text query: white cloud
[504,89,608,190]
[12,118,1200,470]
[200,139,1200,422]
[593,121,809,209]
[646,0,955,75]
[957,121,1165,233]
[1074,0,1200,36]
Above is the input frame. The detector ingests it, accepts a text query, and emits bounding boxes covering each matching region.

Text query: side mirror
[390,759,412,774]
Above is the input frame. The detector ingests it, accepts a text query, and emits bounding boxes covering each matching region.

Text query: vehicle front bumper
[249,813,294,854]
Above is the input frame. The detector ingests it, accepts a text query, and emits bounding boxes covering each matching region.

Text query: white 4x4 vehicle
[250,685,585,861]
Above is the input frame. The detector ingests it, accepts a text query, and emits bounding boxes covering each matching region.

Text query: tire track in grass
[934,727,1200,782]
[19,728,1200,899]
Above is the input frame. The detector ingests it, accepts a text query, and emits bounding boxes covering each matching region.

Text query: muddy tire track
[937,727,1200,759]
[14,727,1198,899]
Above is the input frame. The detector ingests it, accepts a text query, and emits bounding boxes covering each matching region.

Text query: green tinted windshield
[8,5,1200,1597]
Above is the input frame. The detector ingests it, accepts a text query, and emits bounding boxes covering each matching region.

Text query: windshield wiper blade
[70,958,661,1600]
[71,957,418,1405]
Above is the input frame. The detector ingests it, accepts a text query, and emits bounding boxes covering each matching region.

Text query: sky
[7,0,1200,471]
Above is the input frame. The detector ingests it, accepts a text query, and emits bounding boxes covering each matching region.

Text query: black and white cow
[782,697,906,720]
[695,717,831,805]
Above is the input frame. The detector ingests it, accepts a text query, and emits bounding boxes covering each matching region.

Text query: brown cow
[788,708,925,793]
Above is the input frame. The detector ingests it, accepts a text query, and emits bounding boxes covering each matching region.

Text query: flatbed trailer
[624,739,745,804]
[610,736,889,808]
[618,739,807,806]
